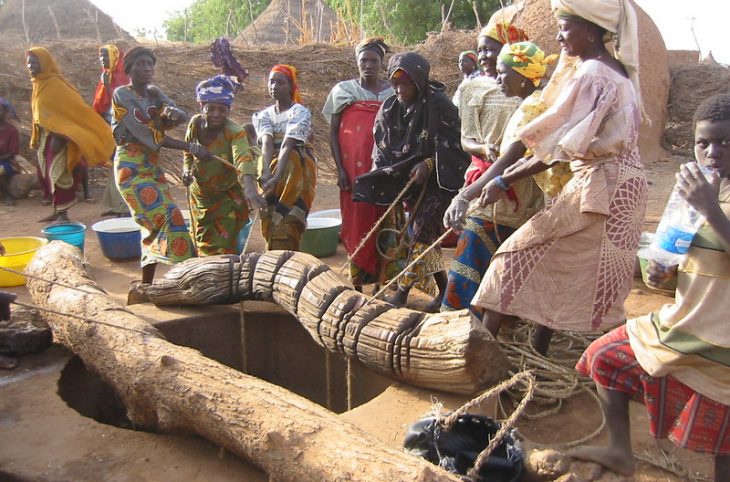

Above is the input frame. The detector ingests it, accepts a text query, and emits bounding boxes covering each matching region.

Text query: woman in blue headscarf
[182,74,265,255]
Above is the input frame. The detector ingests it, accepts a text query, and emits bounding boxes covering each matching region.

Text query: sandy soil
[0,151,715,481]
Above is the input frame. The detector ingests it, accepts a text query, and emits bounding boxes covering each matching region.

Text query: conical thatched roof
[0,0,133,44]
[235,0,339,45]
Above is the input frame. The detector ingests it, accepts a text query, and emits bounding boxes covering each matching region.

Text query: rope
[494,320,607,449]
[0,266,112,298]
[346,356,353,411]
[365,227,454,307]
[11,300,152,336]
[438,371,536,481]
[239,207,261,375]
[337,177,416,275]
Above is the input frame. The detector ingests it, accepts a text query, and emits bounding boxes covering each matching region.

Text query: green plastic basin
[300,217,341,258]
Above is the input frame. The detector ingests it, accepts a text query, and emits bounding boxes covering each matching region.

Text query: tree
[164,0,269,43]
[327,0,505,44]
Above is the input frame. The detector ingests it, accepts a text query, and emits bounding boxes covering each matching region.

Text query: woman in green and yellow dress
[252,64,316,250]
[112,46,213,291]
[182,75,266,255]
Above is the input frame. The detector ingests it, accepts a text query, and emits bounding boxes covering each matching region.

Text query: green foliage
[327,0,505,44]
[162,0,505,44]
[164,0,269,43]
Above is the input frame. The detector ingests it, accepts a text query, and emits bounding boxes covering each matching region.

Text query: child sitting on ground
[571,93,730,481]
[0,98,20,206]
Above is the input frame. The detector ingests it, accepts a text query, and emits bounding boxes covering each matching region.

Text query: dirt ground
[0,146,716,481]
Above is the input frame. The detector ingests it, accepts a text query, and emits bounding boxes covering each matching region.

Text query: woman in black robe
[353,51,470,311]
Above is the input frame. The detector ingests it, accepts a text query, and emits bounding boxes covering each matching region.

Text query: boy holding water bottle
[570,93,730,481]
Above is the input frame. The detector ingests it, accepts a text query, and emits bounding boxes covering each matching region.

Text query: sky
[88,0,729,64]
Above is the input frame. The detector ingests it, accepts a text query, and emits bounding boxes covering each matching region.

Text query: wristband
[494,175,509,190]
[188,143,200,156]
[454,192,470,205]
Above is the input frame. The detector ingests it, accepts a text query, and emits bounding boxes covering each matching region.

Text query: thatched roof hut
[0,0,133,44]
[235,0,339,45]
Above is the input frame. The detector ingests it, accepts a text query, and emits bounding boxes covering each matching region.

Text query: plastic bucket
[42,222,86,253]
[300,217,342,258]
[236,219,254,254]
[0,237,48,287]
[92,218,141,260]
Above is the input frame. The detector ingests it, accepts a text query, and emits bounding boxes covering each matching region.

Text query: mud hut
[235,0,339,45]
[0,0,133,44]
[489,0,670,162]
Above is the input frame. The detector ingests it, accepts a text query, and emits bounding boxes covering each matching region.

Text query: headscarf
[352,52,470,205]
[27,47,115,171]
[356,37,391,60]
[93,44,130,116]
[0,98,18,121]
[123,46,156,75]
[270,64,301,104]
[498,42,558,87]
[479,19,529,44]
[550,0,642,118]
[459,51,478,66]
[195,75,236,106]
[209,37,248,86]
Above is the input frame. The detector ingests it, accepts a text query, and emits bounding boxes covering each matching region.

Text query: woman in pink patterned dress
[471,0,648,354]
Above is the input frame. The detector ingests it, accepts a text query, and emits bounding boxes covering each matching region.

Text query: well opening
[57,302,393,429]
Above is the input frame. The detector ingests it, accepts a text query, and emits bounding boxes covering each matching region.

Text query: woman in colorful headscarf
[93,44,131,217]
[182,75,266,255]
[112,46,212,294]
[322,38,393,290]
[353,52,470,311]
[458,19,530,193]
[0,98,20,206]
[451,50,480,108]
[26,47,116,222]
[472,0,647,355]
[252,64,316,250]
[441,42,555,314]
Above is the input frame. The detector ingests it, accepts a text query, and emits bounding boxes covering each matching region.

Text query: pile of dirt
[0,0,133,44]
[236,0,340,45]
[664,61,730,154]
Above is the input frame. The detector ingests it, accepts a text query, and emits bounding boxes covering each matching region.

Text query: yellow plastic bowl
[0,237,49,287]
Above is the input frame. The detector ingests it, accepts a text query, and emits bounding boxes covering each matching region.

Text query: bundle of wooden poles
[142,249,511,395]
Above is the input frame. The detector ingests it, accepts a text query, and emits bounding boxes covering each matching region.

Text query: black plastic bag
[403,414,523,482]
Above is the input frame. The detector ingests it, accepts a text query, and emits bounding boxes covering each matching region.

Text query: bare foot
[38,210,60,223]
[569,446,635,476]
[40,198,52,206]
[384,289,407,307]
[423,294,443,313]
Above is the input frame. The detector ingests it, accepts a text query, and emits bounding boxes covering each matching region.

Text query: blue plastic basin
[91,218,141,260]
[42,222,87,253]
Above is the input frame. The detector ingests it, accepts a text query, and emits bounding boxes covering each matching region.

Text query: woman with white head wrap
[471,0,648,354]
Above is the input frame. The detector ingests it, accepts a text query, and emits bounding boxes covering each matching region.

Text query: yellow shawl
[28,46,115,171]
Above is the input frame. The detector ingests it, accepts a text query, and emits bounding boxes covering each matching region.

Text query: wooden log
[25,241,462,482]
[143,251,512,395]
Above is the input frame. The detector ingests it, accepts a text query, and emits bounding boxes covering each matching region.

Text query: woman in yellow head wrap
[27,46,116,222]
[458,19,529,195]
[442,41,554,314]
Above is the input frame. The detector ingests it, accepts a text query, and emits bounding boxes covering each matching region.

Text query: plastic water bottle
[644,164,715,267]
